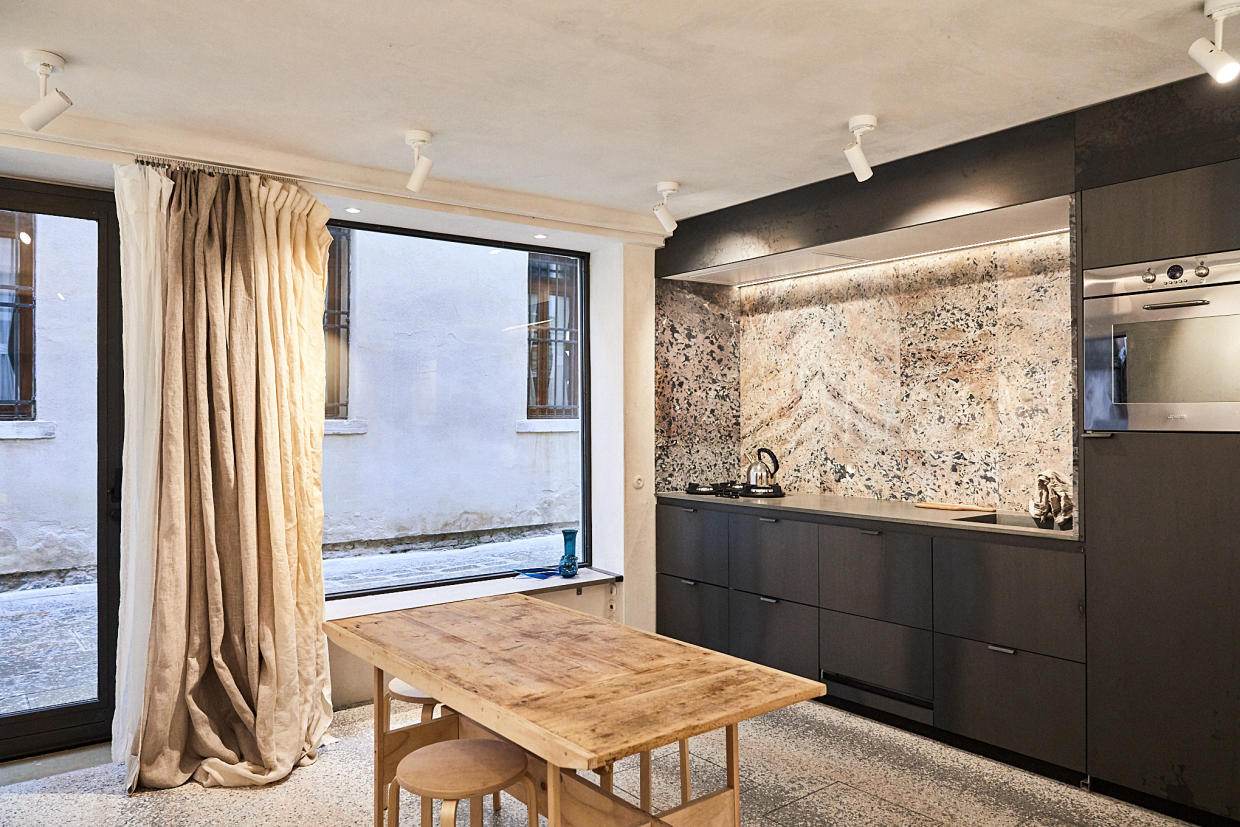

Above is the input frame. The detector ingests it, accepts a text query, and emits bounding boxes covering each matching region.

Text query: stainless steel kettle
[745,448,780,487]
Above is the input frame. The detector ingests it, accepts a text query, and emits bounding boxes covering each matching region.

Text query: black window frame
[322,218,592,600]
[0,176,122,762]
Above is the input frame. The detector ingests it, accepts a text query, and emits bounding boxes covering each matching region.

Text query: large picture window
[321,223,589,598]
[0,210,36,420]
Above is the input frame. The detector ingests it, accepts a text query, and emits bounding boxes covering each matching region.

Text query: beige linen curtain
[131,168,333,789]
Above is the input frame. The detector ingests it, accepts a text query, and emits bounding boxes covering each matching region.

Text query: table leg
[639,750,652,811]
[678,739,691,804]
[373,667,389,827]
[726,724,741,826]
[547,761,562,827]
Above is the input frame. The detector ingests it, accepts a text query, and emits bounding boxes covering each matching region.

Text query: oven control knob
[1141,268,1157,284]
[1167,264,1184,280]
[1196,261,1210,279]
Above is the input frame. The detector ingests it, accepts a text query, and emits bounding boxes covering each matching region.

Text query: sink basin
[953,512,1071,531]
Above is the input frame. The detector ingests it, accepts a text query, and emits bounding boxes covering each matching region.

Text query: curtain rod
[134,153,297,184]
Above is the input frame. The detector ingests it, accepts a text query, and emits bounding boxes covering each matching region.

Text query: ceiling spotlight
[843,114,878,182]
[1190,1,1240,82]
[533,233,548,239]
[18,50,73,132]
[653,181,680,234]
[344,206,361,214]
[405,129,434,192]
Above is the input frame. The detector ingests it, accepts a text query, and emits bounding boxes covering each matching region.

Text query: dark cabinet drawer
[933,538,1085,662]
[934,634,1086,772]
[820,609,932,702]
[819,525,931,629]
[656,504,729,586]
[728,590,819,681]
[729,514,818,605]
[656,574,728,653]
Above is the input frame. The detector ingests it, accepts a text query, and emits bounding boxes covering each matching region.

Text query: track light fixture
[843,114,878,182]
[404,129,434,192]
[653,181,679,234]
[1190,0,1240,82]
[18,50,73,132]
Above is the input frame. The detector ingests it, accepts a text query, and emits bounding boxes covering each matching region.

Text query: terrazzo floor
[0,535,560,715]
[0,699,1184,826]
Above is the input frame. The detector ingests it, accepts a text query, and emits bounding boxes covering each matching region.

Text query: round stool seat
[396,739,528,800]
[388,677,437,705]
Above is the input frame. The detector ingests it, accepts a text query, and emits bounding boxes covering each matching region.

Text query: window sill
[0,420,56,440]
[323,567,618,621]
[325,418,368,436]
[515,418,579,433]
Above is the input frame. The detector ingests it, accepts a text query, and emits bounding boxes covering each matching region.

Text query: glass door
[0,178,120,759]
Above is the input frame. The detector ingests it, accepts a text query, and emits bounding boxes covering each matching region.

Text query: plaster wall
[322,230,581,547]
[0,215,98,580]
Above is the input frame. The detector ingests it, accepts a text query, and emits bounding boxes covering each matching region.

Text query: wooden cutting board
[915,501,997,512]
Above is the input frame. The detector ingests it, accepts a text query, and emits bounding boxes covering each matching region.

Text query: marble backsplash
[655,232,1077,512]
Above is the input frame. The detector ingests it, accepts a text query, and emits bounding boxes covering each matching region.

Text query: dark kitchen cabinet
[729,513,819,606]
[933,538,1085,663]
[728,590,819,681]
[819,609,932,702]
[1085,433,1240,819]
[819,525,931,629]
[655,574,729,653]
[934,634,1086,772]
[1081,157,1240,269]
[655,503,729,587]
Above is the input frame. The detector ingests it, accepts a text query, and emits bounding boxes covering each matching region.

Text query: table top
[324,593,825,769]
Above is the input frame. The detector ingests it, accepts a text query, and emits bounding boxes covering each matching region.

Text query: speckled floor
[0,699,1182,826]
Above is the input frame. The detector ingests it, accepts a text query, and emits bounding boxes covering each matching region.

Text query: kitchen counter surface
[656,491,1080,543]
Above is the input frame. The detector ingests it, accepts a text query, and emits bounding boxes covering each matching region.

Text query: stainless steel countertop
[655,491,1080,543]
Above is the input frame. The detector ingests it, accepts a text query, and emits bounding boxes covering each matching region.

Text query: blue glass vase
[558,528,579,578]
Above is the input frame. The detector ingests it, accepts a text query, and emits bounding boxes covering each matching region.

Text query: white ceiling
[0,0,1211,218]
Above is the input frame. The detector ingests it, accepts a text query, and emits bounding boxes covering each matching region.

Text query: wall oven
[1084,250,1240,432]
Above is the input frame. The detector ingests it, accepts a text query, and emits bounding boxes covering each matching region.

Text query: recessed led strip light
[736,228,1071,290]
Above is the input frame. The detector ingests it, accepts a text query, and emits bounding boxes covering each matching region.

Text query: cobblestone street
[0,534,563,716]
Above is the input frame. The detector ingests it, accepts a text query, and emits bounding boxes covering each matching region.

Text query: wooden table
[325,593,825,826]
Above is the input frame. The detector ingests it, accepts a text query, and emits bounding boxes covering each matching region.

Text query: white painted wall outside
[0,215,98,577]
[322,230,581,548]
[2,224,585,578]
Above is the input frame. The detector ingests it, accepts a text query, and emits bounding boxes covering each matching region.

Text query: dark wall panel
[1075,75,1240,191]
[655,116,1076,277]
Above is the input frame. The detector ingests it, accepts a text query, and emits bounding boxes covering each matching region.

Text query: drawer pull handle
[859,529,882,536]
[987,645,1017,655]
[679,579,696,586]
[758,517,779,523]
[758,596,779,604]
[679,507,697,513]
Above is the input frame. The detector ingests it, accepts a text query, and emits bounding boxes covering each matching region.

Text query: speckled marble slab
[656,231,1077,513]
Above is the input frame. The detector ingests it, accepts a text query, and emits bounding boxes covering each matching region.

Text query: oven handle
[1141,298,1210,311]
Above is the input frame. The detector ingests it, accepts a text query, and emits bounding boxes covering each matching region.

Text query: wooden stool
[385,678,501,823]
[388,739,539,827]
[388,677,440,724]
